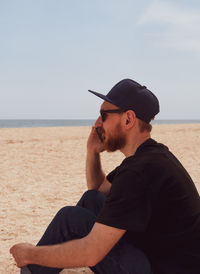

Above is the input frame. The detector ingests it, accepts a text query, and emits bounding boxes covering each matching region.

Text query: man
[10,79,200,274]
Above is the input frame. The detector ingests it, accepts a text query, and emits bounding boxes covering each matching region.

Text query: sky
[0,0,200,120]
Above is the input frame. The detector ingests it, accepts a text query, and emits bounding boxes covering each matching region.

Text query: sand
[0,124,200,273]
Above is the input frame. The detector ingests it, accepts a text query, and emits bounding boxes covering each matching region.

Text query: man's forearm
[10,223,124,269]
[27,238,93,268]
[86,151,105,190]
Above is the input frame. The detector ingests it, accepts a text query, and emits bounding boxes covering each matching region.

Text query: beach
[0,124,200,273]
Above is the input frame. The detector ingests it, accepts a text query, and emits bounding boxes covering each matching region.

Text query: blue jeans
[21,190,152,274]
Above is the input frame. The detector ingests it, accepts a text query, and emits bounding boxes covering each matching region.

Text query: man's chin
[104,138,126,152]
[104,142,119,152]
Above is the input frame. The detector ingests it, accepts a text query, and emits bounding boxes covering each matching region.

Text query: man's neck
[121,133,150,158]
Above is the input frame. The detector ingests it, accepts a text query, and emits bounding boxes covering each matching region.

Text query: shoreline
[0,119,200,129]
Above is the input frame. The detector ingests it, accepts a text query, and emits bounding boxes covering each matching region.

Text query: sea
[0,119,200,128]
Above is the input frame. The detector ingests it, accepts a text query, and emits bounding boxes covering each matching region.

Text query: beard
[104,123,126,152]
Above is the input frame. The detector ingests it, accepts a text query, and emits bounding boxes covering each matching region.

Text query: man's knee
[55,206,95,226]
[81,189,105,202]
[56,206,85,221]
[77,190,106,216]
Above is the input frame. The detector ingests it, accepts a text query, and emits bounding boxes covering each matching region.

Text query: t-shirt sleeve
[97,169,152,232]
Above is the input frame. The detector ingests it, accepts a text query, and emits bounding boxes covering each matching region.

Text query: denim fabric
[21,266,31,274]
[21,190,152,274]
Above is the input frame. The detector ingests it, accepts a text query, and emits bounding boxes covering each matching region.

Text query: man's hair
[138,119,152,133]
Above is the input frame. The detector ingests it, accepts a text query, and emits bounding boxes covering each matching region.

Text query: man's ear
[124,110,136,128]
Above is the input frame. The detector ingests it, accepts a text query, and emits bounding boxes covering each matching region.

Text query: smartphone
[95,127,104,143]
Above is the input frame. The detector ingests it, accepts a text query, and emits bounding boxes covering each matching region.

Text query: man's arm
[86,119,111,195]
[10,223,126,268]
[86,149,111,195]
[86,148,105,190]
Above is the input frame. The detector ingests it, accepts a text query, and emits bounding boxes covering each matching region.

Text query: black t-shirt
[97,138,200,274]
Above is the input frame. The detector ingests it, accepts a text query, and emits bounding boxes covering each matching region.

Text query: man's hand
[87,117,105,154]
[10,243,34,268]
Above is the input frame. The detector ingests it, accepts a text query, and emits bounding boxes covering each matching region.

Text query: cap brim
[88,90,114,105]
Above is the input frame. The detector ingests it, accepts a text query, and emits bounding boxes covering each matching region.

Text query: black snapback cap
[88,78,160,123]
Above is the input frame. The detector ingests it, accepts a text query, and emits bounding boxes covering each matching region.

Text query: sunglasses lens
[101,112,107,122]
[100,109,123,122]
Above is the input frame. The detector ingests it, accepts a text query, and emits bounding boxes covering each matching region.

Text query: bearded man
[10,79,200,274]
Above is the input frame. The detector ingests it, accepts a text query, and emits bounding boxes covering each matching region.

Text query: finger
[94,116,103,127]
[91,125,97,135]
[10,245,15,254]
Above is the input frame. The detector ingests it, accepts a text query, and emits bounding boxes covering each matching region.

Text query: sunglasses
[100,109,125,122]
